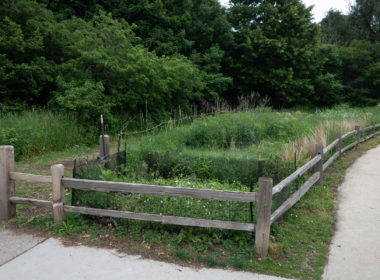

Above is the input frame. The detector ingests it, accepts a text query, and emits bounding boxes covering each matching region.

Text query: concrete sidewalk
[323,145,380,279]
[0,230,290,280]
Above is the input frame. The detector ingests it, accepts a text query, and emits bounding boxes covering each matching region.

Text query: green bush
[185,111,306,149]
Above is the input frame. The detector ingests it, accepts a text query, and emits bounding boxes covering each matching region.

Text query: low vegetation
[11,132,380,280]
[0,110,93,160]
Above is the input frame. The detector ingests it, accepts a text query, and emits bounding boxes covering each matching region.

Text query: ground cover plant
[0,110,94,160]
[8,123,380,280]
[69,106,380,219]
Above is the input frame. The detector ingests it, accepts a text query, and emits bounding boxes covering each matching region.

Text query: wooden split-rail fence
[0,123,379,256]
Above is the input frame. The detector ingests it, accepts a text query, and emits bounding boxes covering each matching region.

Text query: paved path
[0,230,290,280]
[323,145,380,279]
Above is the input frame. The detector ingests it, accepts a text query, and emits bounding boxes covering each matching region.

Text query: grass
[8,136,380,279]
[4,107,380,279]
[116,106,380,186]
[0,110,95,160]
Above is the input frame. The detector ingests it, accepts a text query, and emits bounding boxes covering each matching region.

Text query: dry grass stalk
[281,119,368,161]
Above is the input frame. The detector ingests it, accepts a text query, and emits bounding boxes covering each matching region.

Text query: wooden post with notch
[0,146,16,220]
[51,164,65,223]
[355,126,360,145]
[315,144,324,183]
[336,133,342,156]
[255,177,273,257]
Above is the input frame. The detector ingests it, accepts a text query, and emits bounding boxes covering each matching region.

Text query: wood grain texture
[355,126,360,145]
[341,130,356,140]
[341,141,357,153]
[255,177,273,257]
[315,144,324,183]
[9,172,52,183]
[336,132,342,156]
[53,202,64,223]
[9,196,52,208]
[271,172,320,224]
[51,164,64,204]
[64,205,255,232]
[272,154,321,195]
[62,178,257,202]
[323,151,340,172]
[323,138,339,155]
[0,146,15,220]
[99,135,110,158]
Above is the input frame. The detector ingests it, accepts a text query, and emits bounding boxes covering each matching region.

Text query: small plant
[174,249,191,262]
[196,255,226,267]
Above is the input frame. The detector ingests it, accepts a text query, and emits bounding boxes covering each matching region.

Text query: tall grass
[117,106,380,185]
[0,110,93,160]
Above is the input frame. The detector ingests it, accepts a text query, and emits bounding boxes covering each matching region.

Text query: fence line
[0,122,379,257]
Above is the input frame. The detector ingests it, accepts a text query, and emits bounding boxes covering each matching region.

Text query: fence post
[255,177,273,257]
[336,133,342,157]
[372,122,376,135]
[315,144,324,183]
[51,164,65,223]
[355,126,360,145]
[99,135,110,158]
[0,146,15,220]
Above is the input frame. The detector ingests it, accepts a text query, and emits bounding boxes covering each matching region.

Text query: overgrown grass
[0,110,95,160]
[7,105,380,279]
[10,135,380,280]
[110,106,379,187]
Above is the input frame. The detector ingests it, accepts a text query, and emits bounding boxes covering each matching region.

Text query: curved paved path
[323,145,380,279]
[0,230,290,280]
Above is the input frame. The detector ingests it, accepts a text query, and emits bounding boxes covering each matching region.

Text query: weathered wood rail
[0,122,379,257]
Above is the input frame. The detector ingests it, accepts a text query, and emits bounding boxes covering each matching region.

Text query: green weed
[0,110,95,160]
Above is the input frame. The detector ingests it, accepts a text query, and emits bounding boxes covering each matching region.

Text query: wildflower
[100,156,104,160]
[75,145,80,148]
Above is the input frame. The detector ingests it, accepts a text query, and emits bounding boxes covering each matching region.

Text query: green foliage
[174,249,191,262]
[339,40,380,105]
[0,0,379,133]
[0,1,57,111]
[227,0,320,106]
[0,110,91,160]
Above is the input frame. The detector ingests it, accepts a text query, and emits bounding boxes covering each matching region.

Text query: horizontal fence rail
[62,178,257,202]
[1,122,379,257]
[271,172,320,224]
[323,138,339,154]
[64,205,255,232]
[272,154,321,195]
[9,196,52,208]
[9,172,52,183]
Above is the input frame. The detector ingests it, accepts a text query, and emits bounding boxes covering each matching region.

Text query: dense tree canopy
[226,0,320,106]
[0,0,379,127]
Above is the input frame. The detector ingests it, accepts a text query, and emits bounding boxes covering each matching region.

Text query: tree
[227,0,320,107]
[0,0,57,111]
[339,40,380,105]
[350,0,379,42]
[320,10,353,46]
[321,0,379,45]
[38,0,234,97]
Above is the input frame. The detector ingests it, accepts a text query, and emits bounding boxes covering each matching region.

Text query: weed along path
[323,144,380,280]
[0,230,291,280]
